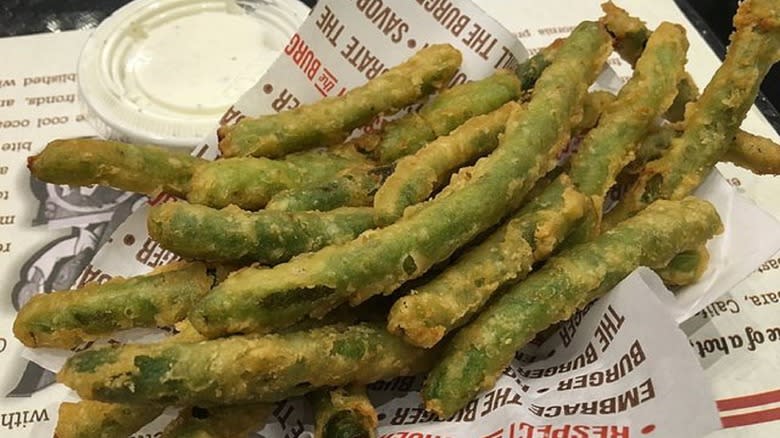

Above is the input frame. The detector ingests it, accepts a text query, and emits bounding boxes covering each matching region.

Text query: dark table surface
[1,0,778,132]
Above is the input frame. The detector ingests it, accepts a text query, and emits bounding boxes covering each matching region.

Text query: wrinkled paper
[4,1,780,437]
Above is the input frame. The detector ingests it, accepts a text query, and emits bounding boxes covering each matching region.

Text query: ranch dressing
[78,0,308,148]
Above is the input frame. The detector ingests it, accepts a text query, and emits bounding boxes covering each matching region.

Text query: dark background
[1,0,777,131]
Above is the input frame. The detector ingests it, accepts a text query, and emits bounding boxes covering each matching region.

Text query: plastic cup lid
[78,0,308,148]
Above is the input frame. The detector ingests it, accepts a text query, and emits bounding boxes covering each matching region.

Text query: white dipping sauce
[129,12,282,113]
[78,0,307,147]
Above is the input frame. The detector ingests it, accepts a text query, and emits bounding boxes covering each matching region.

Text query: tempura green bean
[373,70,522,163]
[28,139,203,198]
[624,125,677,174]
[600,1,697,122]
[53,321,207,437]
[147,203,378,264]
[29,139,371,210]
[374,102,519,222]
[655,245,711,286]
[13,262,213,349]
[515,40,563,91]
[187,150,369,210]
[723,131,780,175]
[600,2,649,66]
[219,44,462,158]
[373,91,613,225]
[577,91,617,135]
[161,403,273,438]
[266,165,393,212]
[58,323,435,405]
[55,400,163,438]
[625,126,780,177]
[310,385,377,438]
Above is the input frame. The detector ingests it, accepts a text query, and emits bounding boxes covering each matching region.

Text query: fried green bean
[628,126,780,177]
[423,197,723,417]
[28,139,203,198]
[360,112,433,162]
[147,203,378,265]
[667,73,700,122]
[161,403,273,438]
[58,323,435,406]
[578,90,617,135]
[515,39,563,91]
[624,125,677,174]
[13,262,213,349]
[310,385,377,438]
[55,400,163,438]
[419,71,518,140]
[29,139,371,210]
[655,245,711,287]
[266,165,393,212]
[372,69,522,163]
[363,40,561,164]
[374,102,518,222]
[218,45,462,158]
[187,149,370,210]
[188,22,612,337]
[51,315,368,436]
[723,131,780,175]
[626,126,780,181]
[605,0,780,227]
[388,22,686,348]
[600,1,697,122]
[600,2,649,67]
[53,322,207,438]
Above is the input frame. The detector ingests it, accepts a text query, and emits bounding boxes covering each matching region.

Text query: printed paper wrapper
[15,1,780,437]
